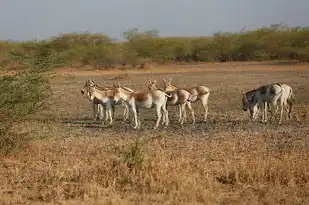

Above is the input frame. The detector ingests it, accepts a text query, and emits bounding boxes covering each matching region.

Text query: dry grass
[1,63,309,204]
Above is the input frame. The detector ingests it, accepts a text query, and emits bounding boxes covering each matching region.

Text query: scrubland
[1,25,309,204]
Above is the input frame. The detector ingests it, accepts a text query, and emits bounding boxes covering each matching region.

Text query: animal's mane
[92,84,113,91]
[120,86,134,93]
[150,83,165,92]
[169,83,178,88]
[245,89,256,96]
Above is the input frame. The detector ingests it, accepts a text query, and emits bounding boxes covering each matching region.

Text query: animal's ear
[243,92,249,103]
[153,80,157,84]
[149,80,152,84]
[163,78,166,83]
[114,82,120,88]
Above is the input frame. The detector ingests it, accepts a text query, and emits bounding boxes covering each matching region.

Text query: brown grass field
[1,62,309,205]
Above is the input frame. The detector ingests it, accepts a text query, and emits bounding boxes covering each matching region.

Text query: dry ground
[1,62,309,205]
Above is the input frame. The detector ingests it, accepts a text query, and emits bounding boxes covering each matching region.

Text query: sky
[0,0,308,41]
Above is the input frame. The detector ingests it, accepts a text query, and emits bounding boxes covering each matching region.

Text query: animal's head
[81,79,96,95]
[113,82,121,88]
[162,77,175,91]
[148,80,157,91]
[87,83,97,101]
[242,92,259,121]
[242,92,250,112]
[113,82,122,102]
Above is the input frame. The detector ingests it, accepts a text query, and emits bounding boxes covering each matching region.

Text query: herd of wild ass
[80,78,295,129]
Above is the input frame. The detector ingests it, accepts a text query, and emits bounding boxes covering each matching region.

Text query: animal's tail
[165,93,173,98]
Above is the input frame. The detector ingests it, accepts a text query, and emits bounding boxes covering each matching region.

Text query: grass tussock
[1,131,309,205]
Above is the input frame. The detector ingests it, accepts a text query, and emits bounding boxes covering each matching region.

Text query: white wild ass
[162,77,210,122]
[81,79,133,123]
[148,80,195,124]
[242,83,295,124]
[113,82,171,129]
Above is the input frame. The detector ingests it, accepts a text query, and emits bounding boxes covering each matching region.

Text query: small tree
[0,49,51,155]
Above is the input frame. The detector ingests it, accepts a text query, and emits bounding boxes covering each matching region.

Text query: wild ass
[86,84,117,125]
[242,83,295,124]
[81,79,107,120]
[148,80,195,124]
[162,77,210,122]
[113,82,171,129]
[81,79,132,123]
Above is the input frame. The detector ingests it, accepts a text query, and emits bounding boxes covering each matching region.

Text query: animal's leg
[122,103,129,122]
[111,105,115,121]
[279,104,284,125]
[186,101,195,124]
[288,101,293,119]
[161,112,166,125]
[107,105,113,125]
[183,105,187,122]
[178,105,182,122]
[269,103,276,123]
[262,101,267,123]
[96,104,102,120]
[104,106,109,124]
[180,103,186,125]
[125,104,130,121]
[162,103,169,127]
[154,106,162,129]
[200,95,209,122]
[260,103,264,123]
[131,106,139,129]
[161,106,166,125]
[92,103,98,120]
[101,104,105,120]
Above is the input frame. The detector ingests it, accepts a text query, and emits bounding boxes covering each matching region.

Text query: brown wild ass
[86,83,117,125]
[162,77,210,122]
[81,79,132,123]
[148,80,195,124]
[113,82,171,129]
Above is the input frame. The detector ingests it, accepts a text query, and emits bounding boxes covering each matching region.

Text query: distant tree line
[0,24,308,70]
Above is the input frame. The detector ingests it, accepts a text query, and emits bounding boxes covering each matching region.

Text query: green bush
[0,25,308,70]
[0,50,51,155]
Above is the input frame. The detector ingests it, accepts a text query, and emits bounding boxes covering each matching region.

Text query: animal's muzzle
[81,89,85,94]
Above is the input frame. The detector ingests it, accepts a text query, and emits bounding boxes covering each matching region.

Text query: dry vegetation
[0,62,309,204]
